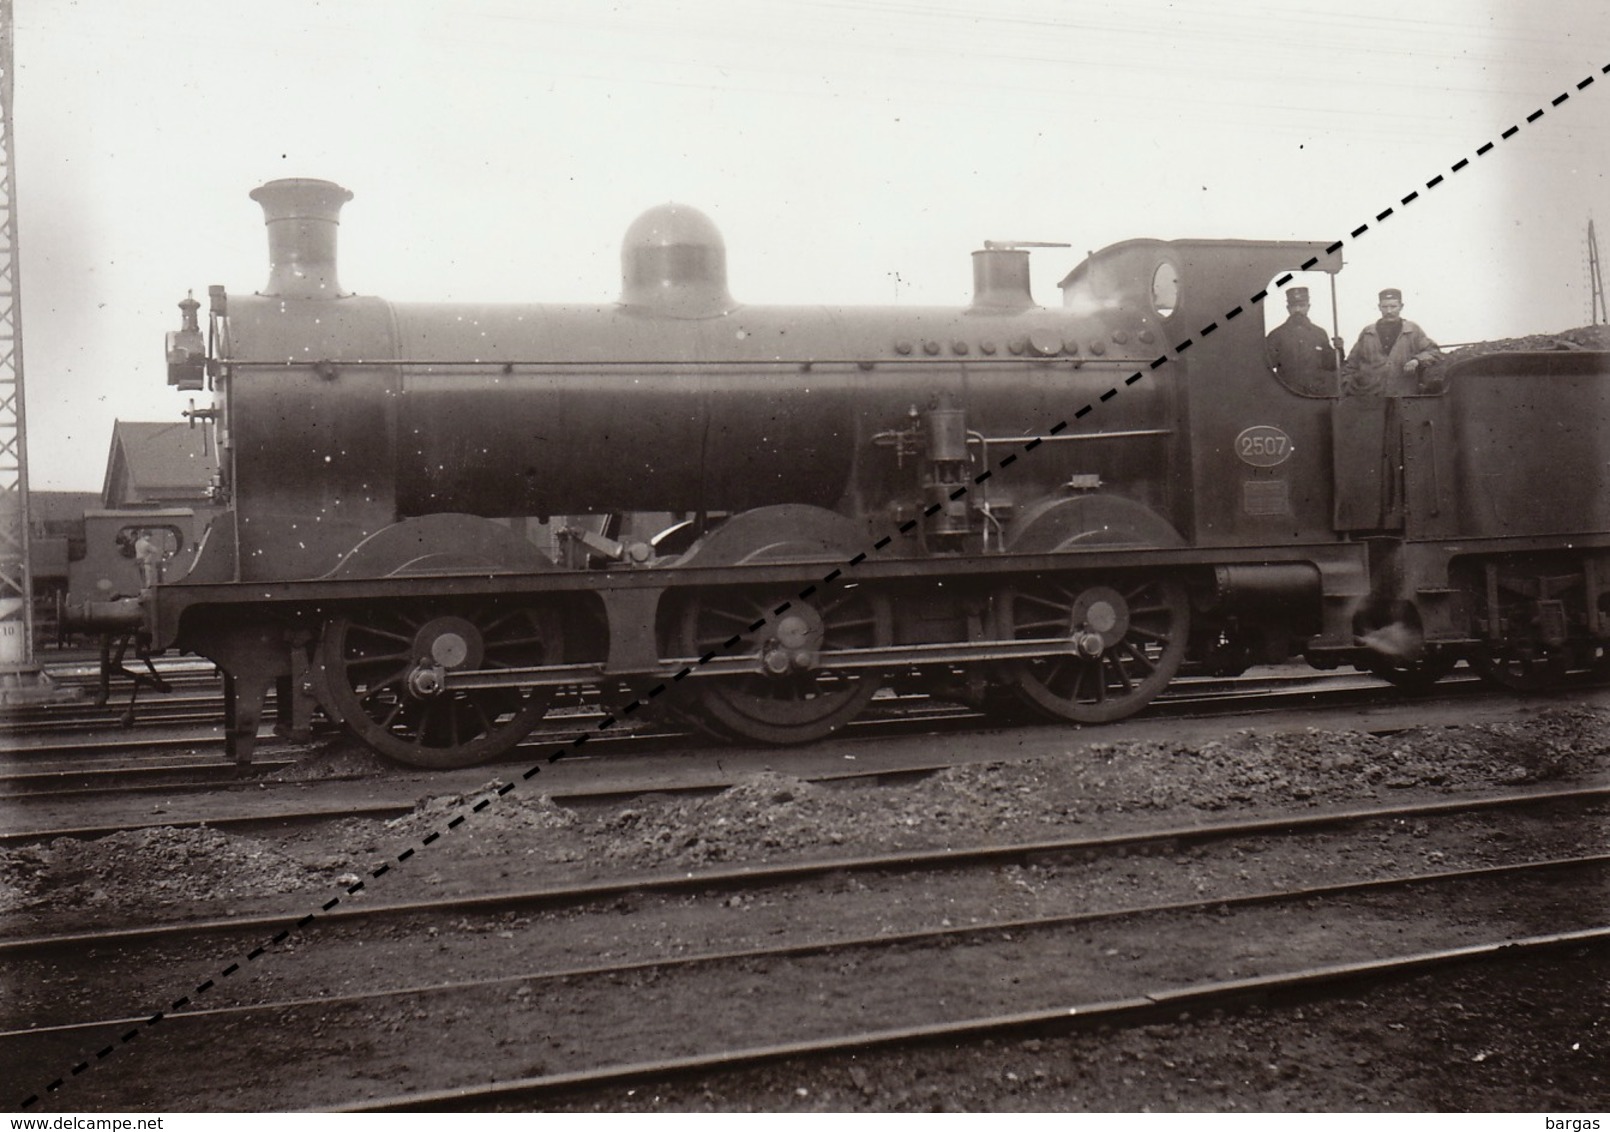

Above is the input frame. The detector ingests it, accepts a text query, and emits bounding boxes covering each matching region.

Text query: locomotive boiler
[86,178,1610,767]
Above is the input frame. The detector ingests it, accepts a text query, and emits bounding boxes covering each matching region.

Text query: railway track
[3,674,1583,847]
[1,697,232,736]
[2,658,1482,745]
[346,926,1608,1113]
[6,784,1606,1110]
[0,665,1564,808]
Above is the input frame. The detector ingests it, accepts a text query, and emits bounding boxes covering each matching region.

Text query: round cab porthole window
[1151,261,1179,319]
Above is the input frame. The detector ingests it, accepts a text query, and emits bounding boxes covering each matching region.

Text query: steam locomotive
[80,178,1610,767]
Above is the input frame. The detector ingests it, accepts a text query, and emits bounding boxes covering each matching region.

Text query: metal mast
[1591,220,1607,326]
[0,0,64,702]
[0,0,35,684]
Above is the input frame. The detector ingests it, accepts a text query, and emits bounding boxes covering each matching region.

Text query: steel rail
[9,855,1606,1099]
[0,667,1373,769]
[335,923,1610,1113]
[4,782,1606,954]
[0,668,1587,819]
[0,663,1507,767]
[0,668,1284,748]
[0,758,301,798]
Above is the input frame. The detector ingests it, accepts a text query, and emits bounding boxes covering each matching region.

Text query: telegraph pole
[1590,220,1607,326]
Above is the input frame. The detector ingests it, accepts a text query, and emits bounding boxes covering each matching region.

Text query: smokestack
[249,178,354,299]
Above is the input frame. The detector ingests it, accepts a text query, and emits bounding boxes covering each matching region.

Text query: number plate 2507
[1234,425,1293,467]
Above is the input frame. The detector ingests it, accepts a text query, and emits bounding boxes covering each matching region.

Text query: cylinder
[1207,563,1321,616]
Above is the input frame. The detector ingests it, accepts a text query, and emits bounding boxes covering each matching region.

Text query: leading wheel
[676,585,891,745]
[319,599,562,768]
[1001,575,1189,723]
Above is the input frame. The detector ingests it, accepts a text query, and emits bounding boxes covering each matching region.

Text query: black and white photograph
[2,0,1609,1116]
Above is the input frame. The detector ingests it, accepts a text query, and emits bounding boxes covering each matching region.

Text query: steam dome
[619,203,734,318]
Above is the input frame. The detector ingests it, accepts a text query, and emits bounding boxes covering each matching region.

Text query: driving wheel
[676,584,891,744]
[319,599,561,768]
[1001,575,1189,723]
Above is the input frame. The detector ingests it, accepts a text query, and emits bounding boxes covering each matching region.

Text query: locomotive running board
[432,638,1098,692]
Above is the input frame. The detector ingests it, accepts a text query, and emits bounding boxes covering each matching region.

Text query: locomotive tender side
[92,177,1610,767]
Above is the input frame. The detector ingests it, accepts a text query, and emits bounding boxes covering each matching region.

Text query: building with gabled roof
[102,420,218,508]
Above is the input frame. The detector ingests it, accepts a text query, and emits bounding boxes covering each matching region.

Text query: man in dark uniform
[1265,285,1340,396]
[1341,288,1443,396]
[1334,288,1445,531]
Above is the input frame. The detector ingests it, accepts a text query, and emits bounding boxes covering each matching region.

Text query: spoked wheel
[676,585,891,744]
[1469,643,1572,692]
[319,599,562,768]
[1001,575,1189,723]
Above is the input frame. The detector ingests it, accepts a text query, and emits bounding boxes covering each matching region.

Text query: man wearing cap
[1340,289,1443,397]
[1265,286,1340,396]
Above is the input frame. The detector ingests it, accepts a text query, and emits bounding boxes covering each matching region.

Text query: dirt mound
[600,771,866,867]
[0,825,315,914]
[381,782,580,837]
[590,706,1610,870]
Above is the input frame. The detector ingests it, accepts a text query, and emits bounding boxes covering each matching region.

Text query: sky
[15,0,1610,491]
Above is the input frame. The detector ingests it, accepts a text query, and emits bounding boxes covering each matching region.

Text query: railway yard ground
[2,665,1607,1112]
